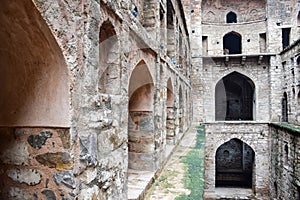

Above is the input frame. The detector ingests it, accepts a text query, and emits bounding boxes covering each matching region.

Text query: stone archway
[215,138,255,188]
[0,0,70,127]
[166,78,175,144]
[99,20,120,94]
[128,60,155,171]
[0,0,70,198]
[215,71,255,121]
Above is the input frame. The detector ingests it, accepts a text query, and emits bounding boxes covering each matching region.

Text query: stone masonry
[0,0,300,200]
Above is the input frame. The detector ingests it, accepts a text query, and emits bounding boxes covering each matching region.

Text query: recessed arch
[166,78,175,144]
[215,138,255,188]
[215,72,255,121]
[226,11,237,23]
[166,78,174,108]
[99,20,120,94]
[223,31,242,54]
[0,0,70,127]
[128,60,155,171]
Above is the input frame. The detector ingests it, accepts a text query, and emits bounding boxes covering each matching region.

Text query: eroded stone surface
[53,170,75,189]
[27,131,53,149]
[7,168,41,186]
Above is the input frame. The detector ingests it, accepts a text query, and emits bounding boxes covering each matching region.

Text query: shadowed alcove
[215,72,255,121]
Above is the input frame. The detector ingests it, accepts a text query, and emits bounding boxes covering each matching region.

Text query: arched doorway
[128,60,155,171]
[166,78,175,144]
[215,138,255,188]
[223,32,242,54]
[215,72,255,121]
[99,20,120,94]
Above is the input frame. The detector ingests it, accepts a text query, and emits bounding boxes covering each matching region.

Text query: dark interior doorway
[223,32,242,54]
[215,72,255,121]
[216,138,255,188]
[226,11,237,23]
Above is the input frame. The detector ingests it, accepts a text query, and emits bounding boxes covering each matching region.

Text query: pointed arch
[99,20,120,94]
[0,0,70,127]
[226,11,237,23]
[166,78,175,144]
[128,60,155,171]
[166,78,174,108]
[215,138,255,188]
[223,31,242,54]
[215,71,255,121]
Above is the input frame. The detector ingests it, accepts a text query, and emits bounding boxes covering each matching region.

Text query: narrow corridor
[145,124,205,200]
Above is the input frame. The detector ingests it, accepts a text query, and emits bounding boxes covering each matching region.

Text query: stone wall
[270,123,300,200]
[279,40,300,123]
[204,123,270,199]
[0,0,191,199]
[202,0,266,24]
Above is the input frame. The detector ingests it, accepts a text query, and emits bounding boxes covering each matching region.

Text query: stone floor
[145,124,205,200]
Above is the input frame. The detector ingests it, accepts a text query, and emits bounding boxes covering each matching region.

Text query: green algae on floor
[175,125,205,200]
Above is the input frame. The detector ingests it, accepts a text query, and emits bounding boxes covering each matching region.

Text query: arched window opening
[99,20,120,94]
[128,61,155,171]
[216,139,255,188]
[297,91,300,105]
[226,11,237,23]
[223,32,242,54]
[282,92,288,122]
[215,72,255,121]
[166,78,175,144]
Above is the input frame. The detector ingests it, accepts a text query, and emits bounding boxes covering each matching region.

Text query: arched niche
[99,20,120,94]
[215,72,255,121]
[166,78,174,108]
[166,78,175,144]
[223,31,242,54]
[226,11,237,23]
[282,92,288,122]
[128,60,155,171]
[0,0,69,127]
[215,138,255,188]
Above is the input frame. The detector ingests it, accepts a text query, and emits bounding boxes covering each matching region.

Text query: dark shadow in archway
[215,72,255,121]
[215,138,255,188]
